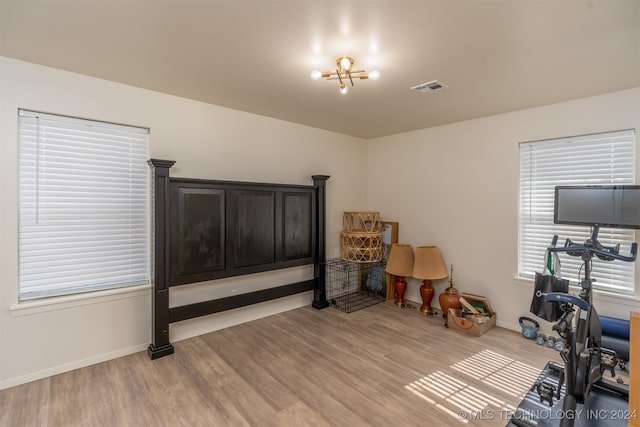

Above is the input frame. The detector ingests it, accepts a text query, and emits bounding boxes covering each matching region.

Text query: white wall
[2,55,639,390]
[367,87,640,336]
[0,57,368,389]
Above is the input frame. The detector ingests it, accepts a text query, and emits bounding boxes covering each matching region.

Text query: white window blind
[18,110,149,300]
[519,129,636,294]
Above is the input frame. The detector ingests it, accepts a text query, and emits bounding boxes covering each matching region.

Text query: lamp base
[394,276,407,307]
[419,279,435,315]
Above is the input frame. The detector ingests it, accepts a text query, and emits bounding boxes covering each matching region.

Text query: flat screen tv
[554,185,640,229]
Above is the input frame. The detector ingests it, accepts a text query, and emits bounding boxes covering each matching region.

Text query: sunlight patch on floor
[404,349,539,423]
[451,349,541,397]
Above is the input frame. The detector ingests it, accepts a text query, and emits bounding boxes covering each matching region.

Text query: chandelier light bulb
[310,70,322,80]
[339,56,352,71]
[339,85,348,94]
[369,70,380,80]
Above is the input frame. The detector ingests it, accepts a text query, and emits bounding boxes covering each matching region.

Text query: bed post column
[312,175,330,309]
[147,159,176,359]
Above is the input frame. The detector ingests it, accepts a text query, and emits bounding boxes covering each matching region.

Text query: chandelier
[310,56,380,94]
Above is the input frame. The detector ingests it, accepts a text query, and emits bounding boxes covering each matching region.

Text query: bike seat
[545,292,589,311]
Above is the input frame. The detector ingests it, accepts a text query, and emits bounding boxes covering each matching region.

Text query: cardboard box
[448,293,496,336]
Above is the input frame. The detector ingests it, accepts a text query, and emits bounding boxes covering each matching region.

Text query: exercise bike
[541,225,636,427]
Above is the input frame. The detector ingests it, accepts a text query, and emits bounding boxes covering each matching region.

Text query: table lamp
[385,243,414,306]
[412,245,448,315]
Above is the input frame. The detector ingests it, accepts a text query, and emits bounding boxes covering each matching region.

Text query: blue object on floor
[600,315,630,339]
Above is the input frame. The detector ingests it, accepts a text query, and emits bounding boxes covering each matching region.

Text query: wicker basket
[342,211,381,233]
[340,231,383,263]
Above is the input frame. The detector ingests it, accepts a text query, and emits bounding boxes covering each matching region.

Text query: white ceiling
[1,1,639,139]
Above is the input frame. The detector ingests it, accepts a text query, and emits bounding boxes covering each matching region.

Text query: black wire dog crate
[325,258,387,313]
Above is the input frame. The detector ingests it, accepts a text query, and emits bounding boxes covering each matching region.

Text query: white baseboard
[496,320,521,333]
[0,343,149,391]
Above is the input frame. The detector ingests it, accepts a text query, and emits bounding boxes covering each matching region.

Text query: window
[519,129,636,294]
[18,110,149,300]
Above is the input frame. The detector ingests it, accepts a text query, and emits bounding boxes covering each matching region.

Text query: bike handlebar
[545,292,589,311]
[548,237,637,263]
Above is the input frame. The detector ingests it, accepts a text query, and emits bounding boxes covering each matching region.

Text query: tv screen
[554,185,640,229]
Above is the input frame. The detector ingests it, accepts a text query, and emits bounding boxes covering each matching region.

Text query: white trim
[0,342,149,391]
[495,320,520,333]
[10,284,151,317]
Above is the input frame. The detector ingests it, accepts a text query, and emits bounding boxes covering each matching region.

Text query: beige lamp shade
[412,246,448,280]
[386,243,414,277]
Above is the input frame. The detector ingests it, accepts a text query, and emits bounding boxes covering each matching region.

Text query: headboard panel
[147,159,329,359]
[168,178,317,284]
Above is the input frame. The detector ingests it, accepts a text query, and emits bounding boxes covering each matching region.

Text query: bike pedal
[533,381,557,407]
[548,361,564,373]
[600,347,619,377]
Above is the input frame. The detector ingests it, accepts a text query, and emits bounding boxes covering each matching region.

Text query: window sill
[9,284,152,317]
[513,275,640,305]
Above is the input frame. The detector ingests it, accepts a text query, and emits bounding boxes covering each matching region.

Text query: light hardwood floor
[0,301,564,427]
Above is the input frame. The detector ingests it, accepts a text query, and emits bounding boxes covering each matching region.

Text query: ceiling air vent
[410,80,449,94]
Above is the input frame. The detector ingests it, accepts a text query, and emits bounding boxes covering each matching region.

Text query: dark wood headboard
[147,159,330,359]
